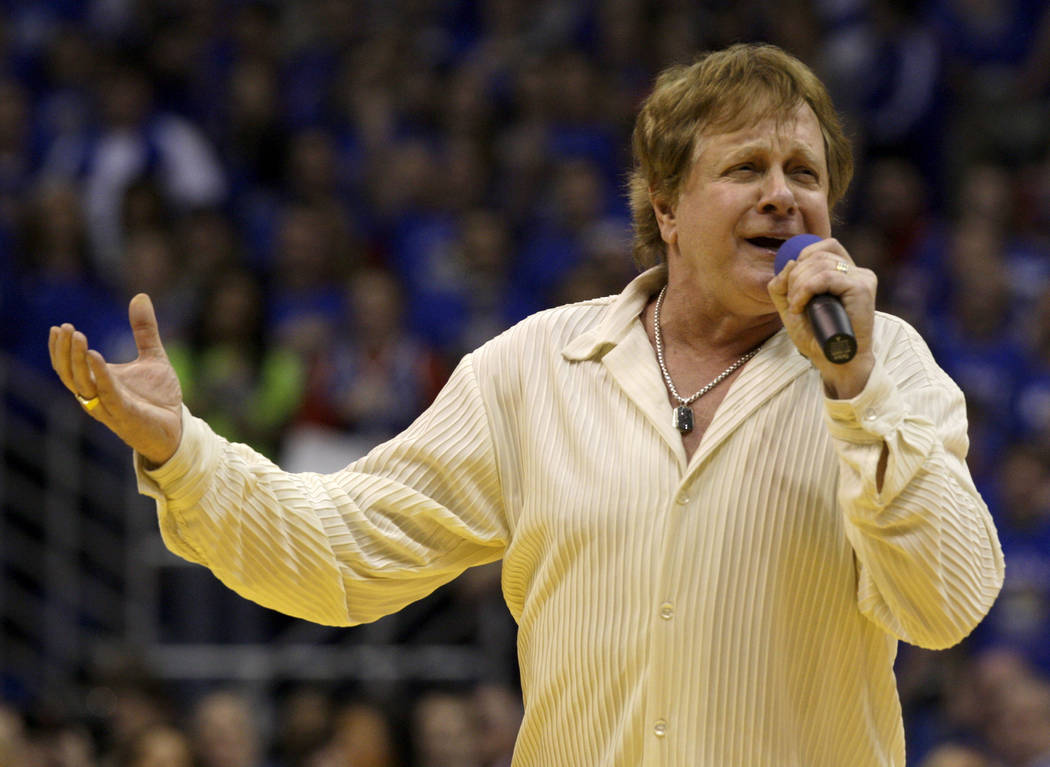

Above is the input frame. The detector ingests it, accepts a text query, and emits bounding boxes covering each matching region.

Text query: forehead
[694,104,827,166]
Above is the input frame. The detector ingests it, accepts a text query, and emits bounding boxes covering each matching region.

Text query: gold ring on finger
[835,261,851,274]
[76,393,101,412]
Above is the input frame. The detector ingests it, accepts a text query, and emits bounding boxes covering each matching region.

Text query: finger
[784,257,860,313]
[128,293,166,360]
[787,270,854,314]
[70,331,97,397]
[86,349,120,423]
[797,237,851,264]
[794,254,855,278]
[48,326,62,383]
[766,259,793,305]
[50,324,78,393]
[80,352,124,429]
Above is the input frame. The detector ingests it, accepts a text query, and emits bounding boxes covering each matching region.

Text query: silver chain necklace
[653,284,762,434]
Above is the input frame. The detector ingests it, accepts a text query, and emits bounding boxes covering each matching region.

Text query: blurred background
[1,0,1049,765]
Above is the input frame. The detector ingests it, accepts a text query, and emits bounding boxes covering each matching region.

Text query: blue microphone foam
[774,234,823,275]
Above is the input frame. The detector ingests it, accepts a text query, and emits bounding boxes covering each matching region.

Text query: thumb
[128,293,166,359]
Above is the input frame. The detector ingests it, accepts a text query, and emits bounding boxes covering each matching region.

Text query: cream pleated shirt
[138,267,1003,767]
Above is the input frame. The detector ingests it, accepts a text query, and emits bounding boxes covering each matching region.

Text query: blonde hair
[629,43,853,268]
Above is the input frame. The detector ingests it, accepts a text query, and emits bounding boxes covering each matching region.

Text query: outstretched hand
[49,293,183,466]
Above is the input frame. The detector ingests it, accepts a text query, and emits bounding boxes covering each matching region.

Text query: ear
[650,188,677,248]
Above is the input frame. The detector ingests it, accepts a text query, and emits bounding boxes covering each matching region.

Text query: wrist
[820,352,874,400]
[139,412,182,468]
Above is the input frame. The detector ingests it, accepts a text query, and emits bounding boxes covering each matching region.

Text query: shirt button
[654,719,668,737]
[676,492,690,505]
[659,602,674,620]
[863,408,878,423]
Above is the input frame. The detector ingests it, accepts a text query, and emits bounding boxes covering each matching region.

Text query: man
[50,43,1003,765]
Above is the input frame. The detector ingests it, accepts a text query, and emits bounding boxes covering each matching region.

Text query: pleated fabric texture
[139,268,1003,767]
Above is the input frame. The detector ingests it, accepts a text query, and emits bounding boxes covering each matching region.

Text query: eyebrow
[721,140,826,168]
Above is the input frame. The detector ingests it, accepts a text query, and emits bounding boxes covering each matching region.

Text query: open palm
[49,294,184,466]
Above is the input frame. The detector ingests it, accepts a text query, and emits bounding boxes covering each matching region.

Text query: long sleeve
[826,316,1004,649]
[136,353,509,627]
[130,267,1008,765]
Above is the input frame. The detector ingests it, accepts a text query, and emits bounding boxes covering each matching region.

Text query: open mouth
[746,236,788,250]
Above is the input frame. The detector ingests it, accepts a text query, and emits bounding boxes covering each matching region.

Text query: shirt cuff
[134,405,222,565]
[823,360,903,444]
[135,405,218,493]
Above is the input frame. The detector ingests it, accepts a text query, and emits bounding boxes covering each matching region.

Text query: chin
[746,266,776,292]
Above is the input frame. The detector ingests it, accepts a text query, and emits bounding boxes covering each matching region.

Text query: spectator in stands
[1015,283,1050,448]
[917,742,992,767]
[926,221,1028,484]
[191,690,266,767]
[222,55,288,198]
[984,676,1050,767]
[851,158,931,280]
[472,684,522,767]
[551,218,637,308]
[12,177,122,371]
[930,0,1050,164]
[365,137,466,350]
[35,25,96,162]
[117,227,195,351]
[0,704,30,767]
[120,725,194,767]
[977,444,1050,671]
[86,651,174,767]
[514,156,628,311]
[41,51,226,286]
[266,202,355,362]
[34,721,98,767]
[0,76,36,239]
[411,691,479,767]
[396,207,533,360]
[174,207,243,296]
[296,266,447,442]
[167,266,305,459]
[929,646,1037,757]
[544,50,621,183]
[271,686,332,767]
[285,128,348,210]
[323,699,398,767]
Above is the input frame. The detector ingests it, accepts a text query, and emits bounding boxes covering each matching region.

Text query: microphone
[774,234,857,364]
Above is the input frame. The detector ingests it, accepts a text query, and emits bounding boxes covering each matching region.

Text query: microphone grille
[774,234,823,275]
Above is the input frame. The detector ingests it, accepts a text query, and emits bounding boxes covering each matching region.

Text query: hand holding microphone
[768,234,877,399]
[774,234,857,364]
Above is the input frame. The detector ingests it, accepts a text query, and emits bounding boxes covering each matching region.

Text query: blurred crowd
[2,0,1050,764]
[0,651,525,767]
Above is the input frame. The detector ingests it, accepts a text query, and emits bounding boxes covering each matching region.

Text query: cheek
[676,213,718,252]
[687,191,740,233]
[803,200,832,237]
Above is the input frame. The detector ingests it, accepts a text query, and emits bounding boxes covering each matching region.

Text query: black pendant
[673,405,694,433]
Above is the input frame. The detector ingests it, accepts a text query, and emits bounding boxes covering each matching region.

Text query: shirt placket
[640,476,697,766]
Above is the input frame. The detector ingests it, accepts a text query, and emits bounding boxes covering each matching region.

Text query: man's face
[656,103,832,317]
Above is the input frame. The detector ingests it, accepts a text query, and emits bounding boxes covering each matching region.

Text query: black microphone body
[774,234,857,364]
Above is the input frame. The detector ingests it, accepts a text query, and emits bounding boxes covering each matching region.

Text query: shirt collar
[560,264,804,376]
[561,266,667,362]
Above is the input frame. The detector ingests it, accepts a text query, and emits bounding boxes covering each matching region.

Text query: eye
[727,163,757,176]
[792,166,820,182]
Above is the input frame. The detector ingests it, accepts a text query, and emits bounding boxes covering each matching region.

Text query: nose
[757,168,796,216]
